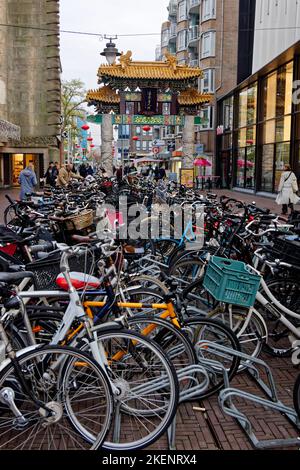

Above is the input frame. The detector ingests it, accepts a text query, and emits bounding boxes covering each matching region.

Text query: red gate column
[183,115,195,168]
[101,114,113,177]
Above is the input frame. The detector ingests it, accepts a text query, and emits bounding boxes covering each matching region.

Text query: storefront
[0,152,44,188]
[216,41,300,193]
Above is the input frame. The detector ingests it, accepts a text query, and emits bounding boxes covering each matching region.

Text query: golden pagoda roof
[86,86,120,104]
[98,52,203,81]
[178,88,212,106]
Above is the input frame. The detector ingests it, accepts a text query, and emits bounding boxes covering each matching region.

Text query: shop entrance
[12,154,39,186]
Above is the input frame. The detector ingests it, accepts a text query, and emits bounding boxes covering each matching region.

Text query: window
[201,31,215,58]
[162,29,169,47]
[142,141,147,150]
[125,102,135,115]
[200,106,214,130]
[202,0,216,21]
[178,1,187,21]
[136,126,141,135]
[177,30,187,51]
[162,102,171,115]
[261,144,274,192]
[201,69,215,93]
[136,141,141,151]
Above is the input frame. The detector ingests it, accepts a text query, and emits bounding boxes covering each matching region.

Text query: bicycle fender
[0,344,43,373]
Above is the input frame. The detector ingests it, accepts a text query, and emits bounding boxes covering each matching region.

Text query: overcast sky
[60,0,169,144]
[60,0,169,89]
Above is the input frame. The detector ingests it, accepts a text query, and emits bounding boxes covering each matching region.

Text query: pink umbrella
[194,158,212,167]
[237,159,254,168]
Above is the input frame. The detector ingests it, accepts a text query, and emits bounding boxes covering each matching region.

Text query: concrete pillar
[0,1,8,120]
[101,114,113,176]
[182,115,195,168]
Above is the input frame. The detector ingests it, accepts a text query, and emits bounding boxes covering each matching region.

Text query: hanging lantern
[75,145,80,148]
[132,136,139,141]
[81,124,89,131]
[90,144,95,148]
[142,125,151,132]
[87,137,93,142]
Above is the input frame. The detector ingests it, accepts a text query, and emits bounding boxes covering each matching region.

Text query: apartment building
[157,0,241,172]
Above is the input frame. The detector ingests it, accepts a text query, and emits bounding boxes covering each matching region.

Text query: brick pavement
[0,187,299,451]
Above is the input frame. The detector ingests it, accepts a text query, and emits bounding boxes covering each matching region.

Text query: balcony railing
[189,58,199,67]
[169,23,177,39]
[188,25,199,44]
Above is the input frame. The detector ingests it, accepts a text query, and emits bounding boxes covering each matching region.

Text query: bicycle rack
[167,358,229,450]
[194,342,300,450]
[110,363,210,447]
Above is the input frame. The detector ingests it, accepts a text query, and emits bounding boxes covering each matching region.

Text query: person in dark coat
[44,162,54,186]
[79,163,87,178]
[86,164,94,176]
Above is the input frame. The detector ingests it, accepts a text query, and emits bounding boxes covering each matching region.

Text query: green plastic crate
[203,256,261,307]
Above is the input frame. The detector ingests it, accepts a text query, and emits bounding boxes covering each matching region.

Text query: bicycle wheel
[127,274,170,295]
[293,374,300,419]
[127,315,196,390]
[259,278,300,357]
[92,327,179,451]
[169,259,204,288]
[0,346,113,450]
[207,305,267,361]
[182,317,241,399]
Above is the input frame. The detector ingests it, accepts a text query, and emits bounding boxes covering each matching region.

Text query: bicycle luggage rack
[186,341,300,450]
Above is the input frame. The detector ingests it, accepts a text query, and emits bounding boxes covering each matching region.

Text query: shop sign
[180,168,194,188]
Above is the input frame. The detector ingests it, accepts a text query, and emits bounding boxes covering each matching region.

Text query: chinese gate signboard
[87,115,188,126]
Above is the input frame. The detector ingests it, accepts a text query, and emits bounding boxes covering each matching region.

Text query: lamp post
[100,36,121,65]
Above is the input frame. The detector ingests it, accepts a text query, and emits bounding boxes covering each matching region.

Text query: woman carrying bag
[276,164,300,215]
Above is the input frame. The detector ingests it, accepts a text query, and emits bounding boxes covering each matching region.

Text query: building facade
[157,0,243,173]
[0,0,61,188]
[217,42,300,193]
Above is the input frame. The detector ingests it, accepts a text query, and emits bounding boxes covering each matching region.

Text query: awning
[172,146,183,157]
[134,157,163,165]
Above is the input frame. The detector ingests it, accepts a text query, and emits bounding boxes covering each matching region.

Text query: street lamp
[100,36,121,65]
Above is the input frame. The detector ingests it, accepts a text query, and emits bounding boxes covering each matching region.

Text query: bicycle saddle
[0,271,34,283]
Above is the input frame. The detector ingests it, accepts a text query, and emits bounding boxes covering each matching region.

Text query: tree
[61,79,86,134]
[61,79,86,162]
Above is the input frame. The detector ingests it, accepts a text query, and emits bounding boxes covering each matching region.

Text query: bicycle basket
[266,235,300,265]
[64,209,94,231]
[26,250,95,290]
[203,256,261,308]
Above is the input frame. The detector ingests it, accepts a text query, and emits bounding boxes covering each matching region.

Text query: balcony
[188,25,199,46]
[168,0,177,18]
[189,0,200,14]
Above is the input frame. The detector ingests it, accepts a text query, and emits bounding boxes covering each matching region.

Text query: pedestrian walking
[44,162,54,186]
[79,163,87,178]
[86,164,94,176]
[19,163,38,200]
[52,162,59,186]
[276,164,300,215]
[56,164,83,187]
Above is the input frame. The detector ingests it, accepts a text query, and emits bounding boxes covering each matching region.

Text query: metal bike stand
[110,365,209,447]
[196,341,300,450]
[167,362,221,450]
